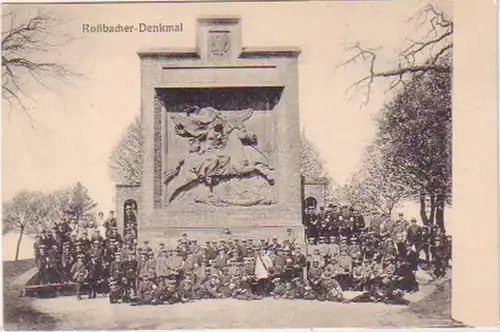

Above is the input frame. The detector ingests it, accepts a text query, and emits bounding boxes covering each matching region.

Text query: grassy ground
[3,259,59,331]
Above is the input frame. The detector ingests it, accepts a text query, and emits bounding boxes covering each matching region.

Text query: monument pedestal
[137,17,302,246]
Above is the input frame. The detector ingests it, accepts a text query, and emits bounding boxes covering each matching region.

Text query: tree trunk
[435,193,446,231]
[419,194,429,225]
[15,226,24,261]
[429,194,436,226]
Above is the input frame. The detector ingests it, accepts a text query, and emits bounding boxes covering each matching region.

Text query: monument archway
[304,196,317,209]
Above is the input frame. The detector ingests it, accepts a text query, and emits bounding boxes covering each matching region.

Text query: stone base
[138,225,305,248]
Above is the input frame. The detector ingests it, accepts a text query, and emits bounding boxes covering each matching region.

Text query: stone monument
[137,17,302,245]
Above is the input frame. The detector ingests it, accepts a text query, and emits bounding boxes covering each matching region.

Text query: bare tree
[340,3,452,105]
[3,190,49,261]
[108,115,143,184]
[2,8,79,123]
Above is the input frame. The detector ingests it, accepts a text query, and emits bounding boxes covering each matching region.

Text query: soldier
[307,260,323,292]
[420,226,431,263]
[270,277,286,298]
[143,251,157,279]
[87,254,102,299]
[392,213,409,258]
[308,212,320,244]
[327,236,340,263]
[352,259,366,291]
[108,278,123,304]
[70,254,87,300]
[317,237,329,258]
[199,274,222,299]
[155,249,170,285]
[353,208,366,235]
[109,253,124,284]
[214,247,228,269]
[61,242,73,282]
[348,237,362,261]
[178,275,196,303]
[291,246,307,280]
[338,249,353,290]
[379,213,394,239]
[406,218,422,247]
[320,271,344,302]
[123,252,138,296]
[323,256,341,280]
[104,210,117,238]
[133,273,158,305]
[281,281,296,300]
[433,238,447,278]
[91,228,104,243]
[108,228,123,245]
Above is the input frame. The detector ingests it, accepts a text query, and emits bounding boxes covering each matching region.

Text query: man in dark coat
[87,254,102,298]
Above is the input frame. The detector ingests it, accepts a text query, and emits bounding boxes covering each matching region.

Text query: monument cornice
[137,46,301,59]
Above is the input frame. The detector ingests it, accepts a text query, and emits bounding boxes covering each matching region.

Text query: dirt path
[28,283,450,329]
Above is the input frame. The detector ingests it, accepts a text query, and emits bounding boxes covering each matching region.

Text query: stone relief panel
[164,106,275,206]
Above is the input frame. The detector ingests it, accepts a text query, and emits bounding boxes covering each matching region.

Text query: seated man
[198,274,223,299]
[108,278,123,304]
[318,271,344,302]
[133,273,158,305]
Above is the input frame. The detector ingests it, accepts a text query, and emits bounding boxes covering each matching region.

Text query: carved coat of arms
[210,32,230,57]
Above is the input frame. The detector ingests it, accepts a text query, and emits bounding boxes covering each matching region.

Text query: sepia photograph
[1,0,497,330]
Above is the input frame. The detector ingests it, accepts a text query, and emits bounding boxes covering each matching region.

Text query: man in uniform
[123,252,138,296]
[199,274,222,299]
[70,254,87,300]
[133,273,158,305]
[320,271,344,302]
[87,254,102,299]
[108,278,123,304]
[307,260,323,293]
[109,253,124,285]
[338,248,353,290]
[392,213,409,258]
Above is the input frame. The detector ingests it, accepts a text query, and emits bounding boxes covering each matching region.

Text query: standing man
[255,248,273,296]
[71,254,88,301]
[406,218,422,249]
[392,213,409,259]
[87,254,102,299]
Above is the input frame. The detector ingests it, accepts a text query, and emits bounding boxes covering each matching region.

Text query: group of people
[32,206,451,306]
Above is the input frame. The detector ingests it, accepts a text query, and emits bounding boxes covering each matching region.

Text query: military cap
[115,252,121,256]
[147,251,154,256]
[142,272,150,278]
[271,277,281,283]
[39,244,46,249]
[292,277,301,282]
[319,206,325,211]
[192,239,197,243]
[398,212,404,216]
[205,240,211,244]
[234,239,239,242]
[211,240,217,244]
[77,254,85,259]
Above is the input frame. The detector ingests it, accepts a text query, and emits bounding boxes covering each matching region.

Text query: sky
[1,0,452,226]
